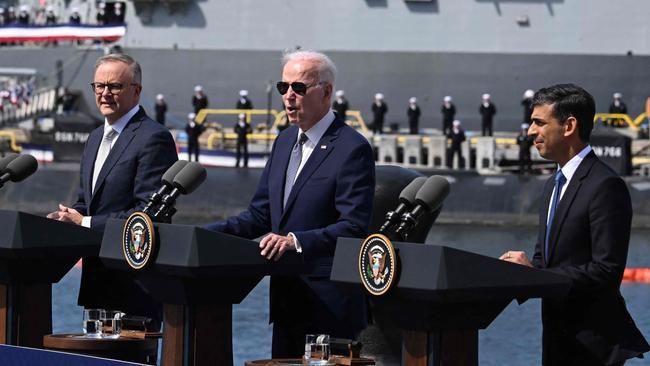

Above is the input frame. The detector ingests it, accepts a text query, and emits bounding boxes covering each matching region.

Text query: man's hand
[499,250,533,267]
[46,204,83,225]
[259,233,296,261]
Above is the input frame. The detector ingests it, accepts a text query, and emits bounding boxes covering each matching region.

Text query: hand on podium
[47,203,83,225]
[499,250,533,267]
[259,233,296,261]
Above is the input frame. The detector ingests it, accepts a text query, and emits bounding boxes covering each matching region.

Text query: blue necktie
[283,133,308,208]
[544,170,567,260]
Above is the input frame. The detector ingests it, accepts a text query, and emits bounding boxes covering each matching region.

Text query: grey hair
[95,53,142,84]
[282,50,336,86]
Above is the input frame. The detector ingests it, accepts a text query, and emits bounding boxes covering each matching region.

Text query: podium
[100,219,314,366]
[0,210,102,347]
[330,238,571,366]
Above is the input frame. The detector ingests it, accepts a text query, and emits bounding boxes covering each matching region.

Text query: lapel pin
[321,145,327,149]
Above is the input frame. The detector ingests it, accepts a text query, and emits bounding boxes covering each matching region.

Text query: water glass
[102,310,124,339]
[82,308,105,338]
[304,334,330,364]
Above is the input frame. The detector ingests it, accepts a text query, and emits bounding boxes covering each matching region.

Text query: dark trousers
[446,147,465,169]
[188,140,200,162]
[482,122,493,136]
[519,151,531,173]
[372,121,383,135]
[235,140,248,167]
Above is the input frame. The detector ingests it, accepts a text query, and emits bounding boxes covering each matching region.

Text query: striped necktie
[283,133,308,208]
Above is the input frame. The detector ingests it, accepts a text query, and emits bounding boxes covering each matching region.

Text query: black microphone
[0,153,19,174]
[142,160,189,215]
[152,162,207,220]
[379,176,426,237]
[0,154,38,189]
[393,175,450,240]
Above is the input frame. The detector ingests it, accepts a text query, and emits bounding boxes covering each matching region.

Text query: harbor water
[52,224,650,365]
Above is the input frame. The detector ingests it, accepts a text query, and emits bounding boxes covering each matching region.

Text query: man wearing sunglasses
[205,50,375,357]
[47,53,177,329]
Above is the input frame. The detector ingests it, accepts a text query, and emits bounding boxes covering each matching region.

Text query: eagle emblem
[358,234,397,296]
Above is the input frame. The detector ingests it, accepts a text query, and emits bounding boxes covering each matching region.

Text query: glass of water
[102,310,124,339]
[304,334,330,364]
[82,309,105,338]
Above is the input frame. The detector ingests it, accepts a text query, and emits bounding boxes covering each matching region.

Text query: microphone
[142,160,189,215]
[0,153,19,174]
[0,154,38,189]
[152,162,207,220]
[378,176,426,237]
[393,175,450,240]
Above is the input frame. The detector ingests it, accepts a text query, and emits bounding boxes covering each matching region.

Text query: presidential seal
[358,233,397,296]
[122,212,155,270]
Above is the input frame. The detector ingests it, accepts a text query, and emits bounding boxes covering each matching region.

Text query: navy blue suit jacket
[532,152,649,364]
[205,117,375,335]
[75,107,178,314]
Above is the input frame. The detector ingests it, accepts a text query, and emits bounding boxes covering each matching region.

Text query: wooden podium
[100,220,314,366]
[330,238,571,366]
[0,210,102,347]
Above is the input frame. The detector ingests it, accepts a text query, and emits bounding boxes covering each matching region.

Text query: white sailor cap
[521,123,529,130]
[188,113,196,120]
[613,92,622,99]
[20,4,29,12]
[335,90,345,97]
[409,97,417,104]
[482,93,490,100]
[524,89,535,98]
[239,89,248,97]
[375,93,384,100]
[156,94,164,100]
[453,120,461,127]
[443,96,452,102]
[194,85,203,92]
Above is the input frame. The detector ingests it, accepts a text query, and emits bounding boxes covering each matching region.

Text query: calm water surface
[52,224,650,365]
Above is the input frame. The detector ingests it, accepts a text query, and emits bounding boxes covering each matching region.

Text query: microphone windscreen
[415,175,450,212]
[0,153,19,173]
[399,176,427,205]
[162,160,189,186]
[5,154,38,182]
[172,162,207,194]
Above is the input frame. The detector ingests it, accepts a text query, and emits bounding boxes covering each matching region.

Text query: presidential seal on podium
[358,233,397,296]
[122,212,155,270]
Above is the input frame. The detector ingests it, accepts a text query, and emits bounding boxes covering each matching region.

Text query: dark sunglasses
[276,81,325,96]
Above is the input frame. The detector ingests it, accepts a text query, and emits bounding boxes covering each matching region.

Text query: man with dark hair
[501,84,649,365]
[205,50,374,357]
[47,53,178,328]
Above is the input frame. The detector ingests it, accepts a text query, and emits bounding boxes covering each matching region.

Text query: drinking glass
[82,308,105,338]
[102,310,124,339]
[303,334,330,364]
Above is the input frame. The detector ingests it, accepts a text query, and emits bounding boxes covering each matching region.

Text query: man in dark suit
[501,84,649,365]
[47,53,178,322]
[205,50,375,358]
[234,112,252,168]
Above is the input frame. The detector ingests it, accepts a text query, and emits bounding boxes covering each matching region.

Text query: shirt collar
[298,110,335,145]
[558,145,592,183]
[105,105,140,134]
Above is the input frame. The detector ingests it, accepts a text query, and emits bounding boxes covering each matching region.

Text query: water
[52,224,650,365]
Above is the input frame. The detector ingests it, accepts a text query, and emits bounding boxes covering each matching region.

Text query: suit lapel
[84,128,103,206]
[91,109,144,199]
[281,119,342,220]
[546,152,597,264]
[540,176,554,266]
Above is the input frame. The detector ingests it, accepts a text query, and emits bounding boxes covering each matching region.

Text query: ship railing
[0,87,57,125]
[593,113,647,130]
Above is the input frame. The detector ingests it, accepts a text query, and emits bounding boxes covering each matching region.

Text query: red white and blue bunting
[0,24,126,42]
